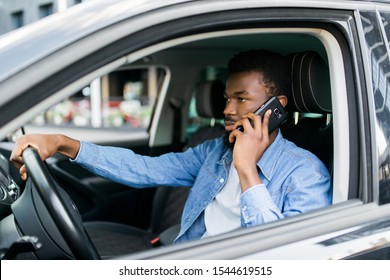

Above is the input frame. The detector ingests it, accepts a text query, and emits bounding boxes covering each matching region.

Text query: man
[11,50,331,244]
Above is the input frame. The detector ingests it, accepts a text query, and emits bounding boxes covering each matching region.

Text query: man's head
[227,49,290,97]
[223,49,290,148]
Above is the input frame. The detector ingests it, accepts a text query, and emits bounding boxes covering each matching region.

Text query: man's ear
[277,95,288,108]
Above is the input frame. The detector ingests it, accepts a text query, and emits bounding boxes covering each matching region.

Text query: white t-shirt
[202,163,241,238]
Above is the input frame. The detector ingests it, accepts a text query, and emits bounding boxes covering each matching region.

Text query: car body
[0,0,390,260]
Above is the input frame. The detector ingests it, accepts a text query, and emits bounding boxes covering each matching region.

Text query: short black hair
[227,49,290,97]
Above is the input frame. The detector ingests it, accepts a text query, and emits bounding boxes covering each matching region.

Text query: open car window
[22,67,167,143]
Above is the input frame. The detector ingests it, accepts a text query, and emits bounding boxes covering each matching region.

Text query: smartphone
[237,96,288,133]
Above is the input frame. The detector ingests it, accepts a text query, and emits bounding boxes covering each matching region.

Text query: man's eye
[225,98,230,103]
[238,98,247,102]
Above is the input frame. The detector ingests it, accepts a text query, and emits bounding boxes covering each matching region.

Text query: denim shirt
[73,131,331,244]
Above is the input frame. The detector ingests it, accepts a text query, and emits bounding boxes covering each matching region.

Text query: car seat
[281,51,333,179]
[83,79,226,258]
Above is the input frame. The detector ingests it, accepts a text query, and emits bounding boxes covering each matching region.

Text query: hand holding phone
[237,96,288,133]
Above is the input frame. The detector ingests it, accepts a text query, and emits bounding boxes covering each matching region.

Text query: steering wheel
[22,147,100,259]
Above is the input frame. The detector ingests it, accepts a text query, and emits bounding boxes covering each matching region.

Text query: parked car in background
[0,0,389,260]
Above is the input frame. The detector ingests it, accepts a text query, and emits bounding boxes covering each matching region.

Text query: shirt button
[220,178,224,183]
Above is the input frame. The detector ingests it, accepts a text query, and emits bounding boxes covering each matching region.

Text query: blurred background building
[0,0,84,35]
[0,0,161,133]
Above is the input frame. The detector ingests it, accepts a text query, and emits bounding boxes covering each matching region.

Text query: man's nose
[223,100,236,116]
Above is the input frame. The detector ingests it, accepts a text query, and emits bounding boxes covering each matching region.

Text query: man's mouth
[224,118,237,131]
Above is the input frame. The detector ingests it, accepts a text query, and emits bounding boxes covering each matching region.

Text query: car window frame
[0,4,376,259]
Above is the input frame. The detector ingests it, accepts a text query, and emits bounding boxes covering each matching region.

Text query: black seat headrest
[286,52,332,114]
[195,80,225,119]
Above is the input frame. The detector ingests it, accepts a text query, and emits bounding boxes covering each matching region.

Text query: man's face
[223,71,270,132]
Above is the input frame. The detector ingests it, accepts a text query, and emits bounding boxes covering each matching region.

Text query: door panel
[48,147,156,230]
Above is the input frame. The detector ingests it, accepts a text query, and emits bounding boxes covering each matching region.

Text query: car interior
[0,25,354,259]
[81,49,335,258]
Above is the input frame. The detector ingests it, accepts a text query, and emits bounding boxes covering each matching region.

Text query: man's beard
[223,130,235,150]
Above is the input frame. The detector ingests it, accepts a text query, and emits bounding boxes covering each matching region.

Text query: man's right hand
[10,134,80,180]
